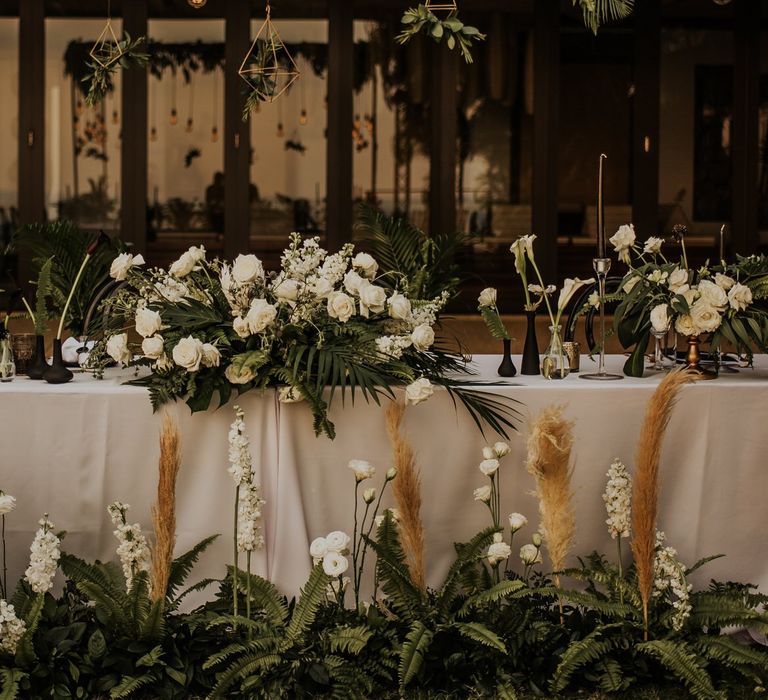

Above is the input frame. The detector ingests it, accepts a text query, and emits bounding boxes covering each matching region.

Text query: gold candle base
[684,335,717,380]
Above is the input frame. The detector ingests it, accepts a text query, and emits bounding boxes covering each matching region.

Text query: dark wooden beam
[732,0,760,255]
[428,43,457,236]
[325,0,354,250]
[224,0,251,259]
[532,0,559,283]
[631,0,660,238]
[121,0,148,255]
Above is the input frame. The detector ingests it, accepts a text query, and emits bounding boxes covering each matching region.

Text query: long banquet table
[1,355,767,601]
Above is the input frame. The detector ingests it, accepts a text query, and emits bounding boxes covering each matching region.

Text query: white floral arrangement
[90,234,517,439]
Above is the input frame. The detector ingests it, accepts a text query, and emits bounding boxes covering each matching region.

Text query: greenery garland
[397,4,486,64]
[82,32,149,106]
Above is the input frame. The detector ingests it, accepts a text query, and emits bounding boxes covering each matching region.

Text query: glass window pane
[0,18,18,242]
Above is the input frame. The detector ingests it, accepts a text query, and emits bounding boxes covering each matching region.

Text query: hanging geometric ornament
[425,0,458,14]
[89,0,125,70]
[239,3,300,105]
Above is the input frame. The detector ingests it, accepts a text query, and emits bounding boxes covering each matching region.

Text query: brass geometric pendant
[425,0,458,13]
[89,19,124,69]
[238,6,300,104]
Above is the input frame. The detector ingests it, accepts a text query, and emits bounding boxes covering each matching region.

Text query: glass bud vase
[541,324,570,380]
[0,336,16,382]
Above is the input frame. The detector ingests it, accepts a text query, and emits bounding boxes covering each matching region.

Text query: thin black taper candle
[597,153,607,258]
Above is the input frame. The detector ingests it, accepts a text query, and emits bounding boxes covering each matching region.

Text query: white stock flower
[690,300,722,334]
[231,254,264,284]
[358,282,387,318]
[110,252,145,280]
[508,513,528,532]
[322,551,349,577]
[246,299,277,334]
[24,514,61,594]
[494,442,510,457]
[237,481,265,553]
[141,335,165,360]
[113,521,151,590]
[487,537,512,566]
[388,293,412,320]
[309,537,328,559]
[653,531,692,632]
[609,224,636,263]
[410,324,435,351]
[643,237,663,255]
[674,314,697,337]
[106,333,132,365]
[326,531,351,553]
[519,543,542,566]
[478,287,497,308]
[233,316,250,338]
[172,336,204,372]
[0,600,26,655]
[0,492,16,515]
[715,273,735,291]
[352,252,378,279]
[135,307,162,338]
[228,406,252,486]
[650,304,670,333]
[697,280,728,310]
[473,485,492,502]
[405,377,433,406]
[728,283,752,311]
[667,267,689,293]
[603,459,631,540]
[327,291,355,322]
[348,460,375,482]
[479,459,500,476]
[201,343,221,368]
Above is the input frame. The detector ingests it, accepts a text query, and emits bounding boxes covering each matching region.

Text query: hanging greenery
[574,0,635,34]
[397,4,485,64]
[81,32,149,106]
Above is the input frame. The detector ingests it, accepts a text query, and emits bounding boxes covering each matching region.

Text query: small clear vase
[541,324,569,380]
[0,337,16,382]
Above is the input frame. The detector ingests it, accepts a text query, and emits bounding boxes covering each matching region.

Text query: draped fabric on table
[2,356,767,601]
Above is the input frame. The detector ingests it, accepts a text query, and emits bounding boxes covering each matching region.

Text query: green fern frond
[480,306,510,340]
[437,527,498,615]
[285,564,330,643]
[166,534,219,601]
[459,579,526,617]
[453,621,507,653]
[688,593,768,634]
[551,623,624,692]
[596,658,628,692]
[399,621,434,689]
[109,672,156,699]
[695,635,768,672]
[33,256,53,335]
[636,640,724,700]
[328,625,374,655]
[12,593,44,667]
[0,669,25,700]
[209,652,282,697]
[232,567,290,627]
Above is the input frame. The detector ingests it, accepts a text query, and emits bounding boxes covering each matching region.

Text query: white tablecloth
[1,356,767,600]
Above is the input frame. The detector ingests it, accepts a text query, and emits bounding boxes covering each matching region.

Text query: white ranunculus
[106,333,132,365]
[348,459,375,482]
[278,386,304,403]
[225,363,256,385]
[231,254,264,284]
[623,275,640,293]
[0,493,16,515]
[172,336,204,372]
[520,543,542,565]
[363,488,376,504]
[473,485,492,502]
[325,531,351,553]
[405,377,433,406]
[358,282,387,318]
[478,287,497,308]
[327,291,355,322]
[650,303,670,333]
[609,224,636,263]
[643,237,663,255]
[233,316,250,339]
[141,335,165,360]
[343,270,365,296]
[697,280,728,310]
[135,307,162,338]
[674,314,697,337]
[309,537,328,559]
[494,441,510,457]
[680,287,697,307]
[690,300,722,334]
[169,246,205,277]
[667,267,689,293]
[487,540,512,566]
[109,252,145,280]
[388,293,412,320]
[322,551,349,577]
[201,343,221,368]
[728,283,753,311]
[352,252,378,279]
[479,458,500,476]
[715,273,735,291]
[410,324,435,351]
[246,299,277,334]
[508,512,528,532]
[274,278,301,303]
[482,446,495,460]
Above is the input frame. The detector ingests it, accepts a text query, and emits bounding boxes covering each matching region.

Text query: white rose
[410,324,435,351]
[225,363,256,385]
[494,441,510,457]
[358,282,387,318]
[473,485,492,502]
[405,377,433,406]
[479,458,500,476]
[348,459,375,482]
[233,316,250,339]
[697,280,728,310]
[681,287,697,306]
[715,273,735,291]
[172,336,204,372]
[109,252,145,280]
[352,252,378,279]
[482,446,495,460]
[310,277,334,299]
[643,237,663,255]
[246,299,277,334]
[667,267,689,293]
[274,278,301,303]
[623,276,640,293]
[343,270,365,296]
[188,245,206,263]
[690,300,722,335]
[231,254,264,284]
[309,537,328,559]
[106,333,132,365]
[388,293,412,320]
[169,251,197,277]
[141,335,165,360]
[674,314,697,337]
[487,540,512,566]
[135,307,162,338]
[326,531,351,553]
[508,513,528,532]
[728,283,752,311]
[520,543,542,565]
[201,343,221,368]
[327,291,355,323]
[478,287,497,308]
[322,552,349,577]
[609,224,636,263]
[0,493,16,515]
[650,304,670,333]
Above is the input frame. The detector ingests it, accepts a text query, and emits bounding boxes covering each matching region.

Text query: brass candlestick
[581,258,623,381]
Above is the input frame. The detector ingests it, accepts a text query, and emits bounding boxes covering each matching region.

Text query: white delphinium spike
[24,514,61,594]
[228,406,252,487]
[652,531,692,632]
[603,459,632,540]
[0,599,26,654]
[107,502,151,591]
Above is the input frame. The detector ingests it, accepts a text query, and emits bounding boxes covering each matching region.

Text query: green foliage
[480,305,510,341]
[32,257,54,336]
[83,32,149,106]
[397,4,486,63]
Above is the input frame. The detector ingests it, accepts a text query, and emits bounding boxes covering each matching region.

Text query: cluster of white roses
[0,599,26,655]
[309,531,351,578]
[107,502,152,591]
[24,514,61,594]
[603,458,631,540]
[652,530,692,631]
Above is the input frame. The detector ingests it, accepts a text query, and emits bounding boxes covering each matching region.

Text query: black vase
[497,338,517,377]
[43,339,74,384]
[521,310,540,375]
[26,335,49,380]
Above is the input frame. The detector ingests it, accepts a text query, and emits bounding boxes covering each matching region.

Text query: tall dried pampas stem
[385,400,425,591]
[151,413,182,603]
[631,367,697,639]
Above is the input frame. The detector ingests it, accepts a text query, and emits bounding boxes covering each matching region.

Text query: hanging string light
[211,68,219,142]
[299,70,308,125]
[185,75,195,132]
[150,74,158,142]
[170,71,178,125]
[276,97,284,138]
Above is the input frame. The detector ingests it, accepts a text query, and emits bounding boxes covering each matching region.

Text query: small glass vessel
[0,335,16,382]
[541,324,569,380]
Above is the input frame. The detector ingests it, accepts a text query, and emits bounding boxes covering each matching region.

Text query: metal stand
[581,258,623,381]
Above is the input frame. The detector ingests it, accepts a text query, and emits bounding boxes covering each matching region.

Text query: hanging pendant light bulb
[299,109,308,126]
[186,117,193,133]
[170,72,178,125]
[170,108,178,126]
[299,76,308,125]
[112,109,119,124]
[277,122,284,138]
[150,126,158,142]
[211,125,218,143]
[185,75,195,133]
[187,0,208,7]
[76,100,84,116]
